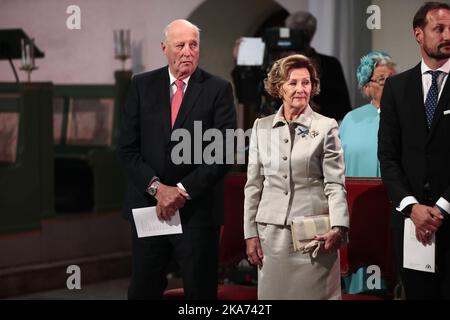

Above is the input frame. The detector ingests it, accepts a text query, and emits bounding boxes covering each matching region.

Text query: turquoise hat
[356,51,392,87]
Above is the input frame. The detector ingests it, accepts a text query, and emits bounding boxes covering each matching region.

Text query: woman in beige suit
[244,54,349,299]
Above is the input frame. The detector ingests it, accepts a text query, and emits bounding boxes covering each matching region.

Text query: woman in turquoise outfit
[339,52,396,294]
[340,52,396,177]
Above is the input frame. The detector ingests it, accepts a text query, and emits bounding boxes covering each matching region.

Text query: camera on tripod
[232,28,307,116]
[262,27,306,70]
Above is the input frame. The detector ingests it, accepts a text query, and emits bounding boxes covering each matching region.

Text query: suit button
[283,174,287,179]
[282,156,287,160]
[284,191,288,195]
[284,138,289,143]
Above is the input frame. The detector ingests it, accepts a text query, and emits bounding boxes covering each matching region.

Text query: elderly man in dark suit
[378,2,450,299]
[117,19,236,300]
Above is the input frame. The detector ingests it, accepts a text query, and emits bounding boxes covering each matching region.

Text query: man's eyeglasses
[369,76,388,86]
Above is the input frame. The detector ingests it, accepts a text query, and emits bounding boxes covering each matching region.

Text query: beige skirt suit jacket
[244,105,349,299]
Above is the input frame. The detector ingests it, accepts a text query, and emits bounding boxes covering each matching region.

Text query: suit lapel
[428,74,450,141]
[155,68,171,143]
[172,68,203,130]
[406,64,427,144]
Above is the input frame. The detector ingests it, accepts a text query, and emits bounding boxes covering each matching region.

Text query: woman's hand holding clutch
[314,226,347,254]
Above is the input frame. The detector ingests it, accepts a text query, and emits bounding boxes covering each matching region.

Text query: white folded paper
[403,218,435,273]
[132,206,182,238]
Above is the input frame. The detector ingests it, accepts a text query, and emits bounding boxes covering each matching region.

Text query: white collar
[168,68,191,86]
[421,58,450,75]
[272,104,314,128]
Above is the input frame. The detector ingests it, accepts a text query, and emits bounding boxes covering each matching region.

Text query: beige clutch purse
[291,215,330,255]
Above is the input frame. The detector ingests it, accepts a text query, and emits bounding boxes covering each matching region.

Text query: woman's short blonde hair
[264,54,320,98]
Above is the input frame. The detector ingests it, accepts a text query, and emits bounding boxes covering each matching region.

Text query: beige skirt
[257,223,341,300]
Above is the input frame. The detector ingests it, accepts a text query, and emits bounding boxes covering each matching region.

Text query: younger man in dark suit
[378,2,450,299]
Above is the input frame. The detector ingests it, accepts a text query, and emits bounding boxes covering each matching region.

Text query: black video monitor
[263,27,306,52]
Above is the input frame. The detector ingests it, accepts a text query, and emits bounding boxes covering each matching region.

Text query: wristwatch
[147,181,160,197]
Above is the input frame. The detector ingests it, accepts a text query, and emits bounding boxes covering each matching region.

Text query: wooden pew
[341,177,395,300]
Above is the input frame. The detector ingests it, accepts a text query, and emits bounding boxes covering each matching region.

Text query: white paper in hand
[132,206,182,238]
[237,37,265,66]
[403,218,435,273]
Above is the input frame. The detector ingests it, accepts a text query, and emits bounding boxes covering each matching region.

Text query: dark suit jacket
[117,67,237,227]
[378,63,450,228]
[310,51,351,121]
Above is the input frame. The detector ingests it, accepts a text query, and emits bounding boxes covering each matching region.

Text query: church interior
[0,0,444,300]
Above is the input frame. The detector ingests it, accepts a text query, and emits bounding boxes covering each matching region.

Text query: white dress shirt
[169,68,191,198]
